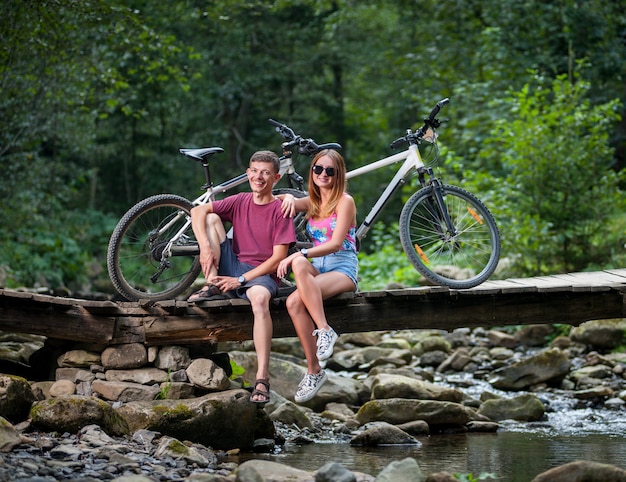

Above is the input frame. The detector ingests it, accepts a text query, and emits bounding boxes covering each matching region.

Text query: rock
[154,345,192,370]
[515,324,555,347]
[186,358,230,391]
[466,420,499,432]
[425,472,458,482]
[477,393,545,422]
[570,319,626,349]
[356,398,487,430]
[321,402,356,423]
[230,351,360,411]
[30,395,129,436]
[350,421,418,446]
[374,457,424,482]
[101,343,148,369]
[56,366,95,383]
[235,459,313,481]
[92,379,161,401]
[105,367,170,384]
[419,350,448,367]
[489,348,570,390]
[530,459,626,481]
[436,347,473,372]
[412,335,451,355]
[49,379,76,397]
[154,435,213,467]
[269,400,314,429]
[0,416,20,452]
[487,329,517,348]
[116,389,274,451]
[397,420,430,436]
[0,374,36,423]
[316,461,358,482]
[570,364,614,381]
[573,386,614,400]
[369,374,463,403]
[57,349,101,367]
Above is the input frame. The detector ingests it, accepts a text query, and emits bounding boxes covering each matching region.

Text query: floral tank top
[306,213,357,253]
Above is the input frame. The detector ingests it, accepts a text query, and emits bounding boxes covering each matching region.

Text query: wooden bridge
[1,269,625,346]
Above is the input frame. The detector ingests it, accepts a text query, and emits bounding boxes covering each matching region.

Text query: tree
[481,71,624,275]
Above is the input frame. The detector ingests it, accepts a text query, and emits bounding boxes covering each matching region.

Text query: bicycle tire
[399,184,501,289]
[107,194,201,301]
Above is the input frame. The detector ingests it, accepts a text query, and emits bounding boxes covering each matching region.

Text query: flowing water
[254,431,626,481]
[237,375,626,481]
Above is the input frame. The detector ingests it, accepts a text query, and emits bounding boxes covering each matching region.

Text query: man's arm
[211,243,289,292]
[190,203,218,279]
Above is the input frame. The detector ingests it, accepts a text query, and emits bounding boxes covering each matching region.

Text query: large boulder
[229,351,360,411]
[477,393,545,422]
[356,398,487,430]
[30,395,129,436]
[116,388,274,451]
[531,460,626,482]
[488,348,570,390]
[570,319,626,350]
[369,374,463,402]
[0,374,36,423]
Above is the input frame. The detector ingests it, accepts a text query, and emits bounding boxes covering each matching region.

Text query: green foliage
[229,360,246,381]
[357,223,423,291]
[476,69,624,276]
[1,0,625,292]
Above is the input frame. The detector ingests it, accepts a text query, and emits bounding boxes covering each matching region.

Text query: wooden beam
[1,269,625,346]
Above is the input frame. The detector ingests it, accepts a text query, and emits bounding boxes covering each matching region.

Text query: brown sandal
[250,379,270,404]
[188,284,223,302]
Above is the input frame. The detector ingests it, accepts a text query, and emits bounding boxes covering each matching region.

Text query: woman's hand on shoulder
[280,194,296,218]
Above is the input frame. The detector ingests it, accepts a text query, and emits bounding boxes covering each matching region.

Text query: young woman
[277,149,358,403]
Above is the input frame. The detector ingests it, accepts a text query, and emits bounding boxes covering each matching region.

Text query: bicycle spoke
[400,185,501,288]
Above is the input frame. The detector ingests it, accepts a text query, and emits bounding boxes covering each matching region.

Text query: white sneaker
[294,370,328,403]
[312,327,338,361]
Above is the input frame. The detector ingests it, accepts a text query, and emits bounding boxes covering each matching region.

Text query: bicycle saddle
[179,147,224,161]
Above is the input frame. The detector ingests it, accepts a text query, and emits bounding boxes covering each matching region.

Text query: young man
[188,150,296,404]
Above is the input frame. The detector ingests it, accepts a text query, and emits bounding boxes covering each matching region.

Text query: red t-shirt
[212,192,296,266]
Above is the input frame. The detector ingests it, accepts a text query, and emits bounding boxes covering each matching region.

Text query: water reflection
[237,432,626,481]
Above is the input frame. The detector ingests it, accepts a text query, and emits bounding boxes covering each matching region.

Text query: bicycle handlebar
[390,98,449,149]
[268,118,341,157]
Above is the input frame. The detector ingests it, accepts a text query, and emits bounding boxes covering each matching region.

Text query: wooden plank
[604,268,626,281]
[566,271,626,288]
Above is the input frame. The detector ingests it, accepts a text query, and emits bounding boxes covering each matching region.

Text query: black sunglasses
[312,165,335,176]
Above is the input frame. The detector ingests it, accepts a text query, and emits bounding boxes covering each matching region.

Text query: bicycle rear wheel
[272,187,310,249]
[107,194,201,301]
[399,184,500,289]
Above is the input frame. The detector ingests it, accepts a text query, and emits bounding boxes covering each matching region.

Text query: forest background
[1,0,625,295]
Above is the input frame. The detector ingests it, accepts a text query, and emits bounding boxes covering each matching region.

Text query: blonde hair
[307,149,347,220]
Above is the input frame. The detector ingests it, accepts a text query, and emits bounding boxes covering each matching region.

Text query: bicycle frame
[160,155,301,260]
[348,143,426,241]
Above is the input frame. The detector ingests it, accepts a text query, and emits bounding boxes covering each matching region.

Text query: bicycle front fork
[418,167,458,240]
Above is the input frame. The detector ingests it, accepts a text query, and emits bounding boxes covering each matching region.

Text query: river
[236,376,626,480]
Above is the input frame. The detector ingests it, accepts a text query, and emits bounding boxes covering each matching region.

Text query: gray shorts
[218,239,279,300]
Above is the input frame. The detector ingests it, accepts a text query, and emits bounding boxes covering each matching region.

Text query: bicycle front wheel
[107,194,201,301]
[399,184,501,289]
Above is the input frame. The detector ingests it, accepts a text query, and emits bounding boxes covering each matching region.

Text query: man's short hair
[250,150,280,173]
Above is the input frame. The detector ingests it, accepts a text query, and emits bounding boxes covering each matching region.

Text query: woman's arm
[277,193,310,218]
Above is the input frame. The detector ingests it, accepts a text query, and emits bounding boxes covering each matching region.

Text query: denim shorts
[218,239,279,300]
[311,249,359,290]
